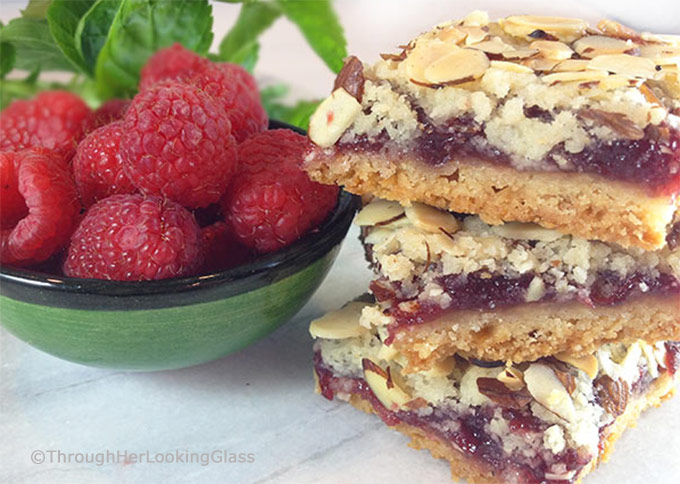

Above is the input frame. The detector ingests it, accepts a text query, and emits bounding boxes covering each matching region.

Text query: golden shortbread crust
[304,151,678,251]
[389,296,680,371]
[344,373,677,484]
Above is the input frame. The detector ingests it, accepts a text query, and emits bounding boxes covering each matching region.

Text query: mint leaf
[0,18,75,71]
[0,42,16,78]
[46,0,97,73]
[218,1,280,69]
[276,0,346,73]
[21,0,52,20]
[76,0,122,74]
[95,0,214,98]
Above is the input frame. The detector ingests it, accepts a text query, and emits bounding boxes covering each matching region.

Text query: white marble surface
[2,1,680,483]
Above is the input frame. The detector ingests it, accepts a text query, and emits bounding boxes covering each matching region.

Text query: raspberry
[72,121,136,207]
[93,99,130,128]
[1,149,81,266]
[63,194,202,281]
[121,81,238,209]
[139,43,209,91]
[0,91,94,160]
[200,221,253,272]
[222,162,339,254]
[236,129,339,226]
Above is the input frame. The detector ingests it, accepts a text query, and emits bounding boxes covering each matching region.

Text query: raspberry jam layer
[314,351,674,484]
[371,270,680,330]
[338,116,680,196]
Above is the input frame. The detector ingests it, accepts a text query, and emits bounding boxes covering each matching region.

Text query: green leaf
[21,0,52,19]
[46,0,97,73]
[0,18,76,71]
[0,42,16,78]
[267,98,319,130]
[95,0,214,98]
[76,0,123,74]
[276,0,346,73]
[218,0,280,70]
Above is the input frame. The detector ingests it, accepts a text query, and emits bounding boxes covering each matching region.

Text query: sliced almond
[573,36,638,58]
[530,40,574,60]
[426,356,456,377]
[638,341,660,379]
[599,74,640,90]
[468,38,514,55]
[524,363,577,422]
[461,26,489,46]
[354,199,405,227]
[596,19,642,42]
[308,88,362,148]
[497,366,525,391]
[639,45,680,66]
[542,69,608,85]
[491,222,563,242]
[490,60,534,74]
[403,40,460,84]
[432,26,467,44]
[555,352,599,379]
[404,202,460,234]
[423,48,490,84]
[309,302,370,339]
[578,109,645,140]
[522,57,561,72]
[501,48,539,60]
[526,277,547,303]
[461,10,489,28]
[363,227,396,247]
[499,15,587,43]
[587,54,658,79]
[553,59,590,72]
[362,358,412,411]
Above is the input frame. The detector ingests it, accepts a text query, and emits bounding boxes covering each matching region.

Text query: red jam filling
[313,351,673,484]
[369,270,679,332]
[337,113,680,196]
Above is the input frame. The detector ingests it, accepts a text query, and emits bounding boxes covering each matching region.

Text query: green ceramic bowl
[0,123,359,371]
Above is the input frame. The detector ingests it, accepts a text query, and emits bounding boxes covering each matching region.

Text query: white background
[1,1,679,483]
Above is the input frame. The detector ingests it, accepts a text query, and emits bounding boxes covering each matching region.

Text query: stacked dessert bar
[305,12,680,484]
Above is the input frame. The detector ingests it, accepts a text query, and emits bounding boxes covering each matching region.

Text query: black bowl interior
[0,120,360,310]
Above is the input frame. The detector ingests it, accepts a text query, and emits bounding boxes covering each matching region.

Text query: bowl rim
[0,121,360,309]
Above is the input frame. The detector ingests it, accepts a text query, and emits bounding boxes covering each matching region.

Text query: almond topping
[403,40,460,84]
[476,377,532,409]
[555,352,599,379]
[587,54,658,79]
[552,59,590,72]
[468,38,513,55]
[530,40,574,60]
[639,44,680,66]
[490,60,534,74]
[432,26,467,44]
[522,57,560,72]
[423,48,490,84]
[355,199,405,227]
[461,10,489,28]
[491,222,563,242]
[497,366,525,391]
[404,202,460,234]
[578,108,645,140]
[501,48,539,60]
[500,15,587,43]
[526,277,547,303]
[333,55,365,102]
[573,36,638,59]
[362,358,412,411]
[524,363,577,422]
[308,88,362,148]
[309,302,370,340]
[596,19,643,43]
[542,70,608,85]
[460,26,489,45]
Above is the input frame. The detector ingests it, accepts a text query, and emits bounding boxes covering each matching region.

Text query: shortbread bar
[353,199,679,369]
[311,304,679,484]
[305,12,680,250]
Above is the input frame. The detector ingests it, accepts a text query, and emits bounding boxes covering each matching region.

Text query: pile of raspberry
[0,44,338,281]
